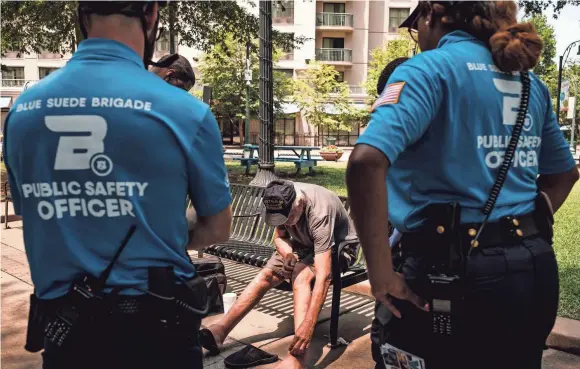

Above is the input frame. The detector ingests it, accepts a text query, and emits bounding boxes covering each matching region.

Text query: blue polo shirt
[2,39,232,299]
[357,31,575,232]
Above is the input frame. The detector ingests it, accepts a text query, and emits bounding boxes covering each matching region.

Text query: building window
[275,69,294,78]
[1,66,25,87]
[335,71,345,83]
[3,66,24,80]
[39,67,58,79]
[275,116,296,146]
[155,30,177,53]
[322,37,345,49]
[389,8,410,33]
[280,33,294,60]
[318,122,360,146]
[273,0,294,24]
[323,3,346,13]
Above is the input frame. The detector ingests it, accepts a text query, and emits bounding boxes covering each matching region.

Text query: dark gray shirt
[280,183,359,255]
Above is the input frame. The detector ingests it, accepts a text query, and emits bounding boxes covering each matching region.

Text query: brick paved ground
[2,217,579,369]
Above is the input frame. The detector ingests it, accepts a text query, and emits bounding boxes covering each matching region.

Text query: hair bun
[489,23,543,72]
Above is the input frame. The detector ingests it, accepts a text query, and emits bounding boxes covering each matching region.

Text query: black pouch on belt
[181,275,210,316]
[533,192,554,242]
[25,293,45,352]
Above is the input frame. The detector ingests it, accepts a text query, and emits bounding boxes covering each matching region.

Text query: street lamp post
[555,40,580,120]
[567,76,578,152]
[250,0,278,186]
[244,41,251,145]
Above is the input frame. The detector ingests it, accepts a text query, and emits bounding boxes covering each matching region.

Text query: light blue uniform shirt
[357,31,575,233]
[2,39,232,299]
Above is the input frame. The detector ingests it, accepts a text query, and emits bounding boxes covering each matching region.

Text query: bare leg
[276,263,315,369]
[207,268,283,345]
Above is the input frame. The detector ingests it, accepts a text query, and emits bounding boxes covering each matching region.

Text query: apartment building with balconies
[244,0,419,147]
[1,49,71,131]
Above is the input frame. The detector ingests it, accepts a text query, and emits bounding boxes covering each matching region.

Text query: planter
[320,152,343,161]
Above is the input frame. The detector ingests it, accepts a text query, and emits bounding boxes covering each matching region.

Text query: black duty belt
[37,294,149,317]
[401,212,540,252]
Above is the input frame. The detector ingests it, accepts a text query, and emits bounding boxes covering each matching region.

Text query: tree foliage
[291,62,355,131]
[197,34,293,122]
[524,15,557,79]
[364,31,415,102]
[519,0,580,18]
[1,1,305,55]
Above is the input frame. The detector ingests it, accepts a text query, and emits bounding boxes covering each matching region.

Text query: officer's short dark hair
[157,54,196,92]
[376,57,409,95]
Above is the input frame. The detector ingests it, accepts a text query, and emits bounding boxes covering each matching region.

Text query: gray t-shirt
[279,183,359,255]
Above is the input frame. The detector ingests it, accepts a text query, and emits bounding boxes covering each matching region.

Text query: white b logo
[493,78,533,131]
[45,115,113,176]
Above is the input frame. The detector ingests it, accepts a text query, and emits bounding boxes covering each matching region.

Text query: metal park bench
[190,183,370,348]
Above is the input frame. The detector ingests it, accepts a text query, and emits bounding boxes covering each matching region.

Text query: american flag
[371,82,406,112]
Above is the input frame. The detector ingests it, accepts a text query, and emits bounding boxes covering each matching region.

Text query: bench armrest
[233,212,260,218]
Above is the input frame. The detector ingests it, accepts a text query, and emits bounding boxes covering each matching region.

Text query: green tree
[1,1,303,55]
[524,15,557,80]
[197,34,293,123]
[291,62,354,132]
[519,0,580,18]
[364,31,414,102]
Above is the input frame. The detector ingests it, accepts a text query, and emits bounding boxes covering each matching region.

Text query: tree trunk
[250,0,277,187]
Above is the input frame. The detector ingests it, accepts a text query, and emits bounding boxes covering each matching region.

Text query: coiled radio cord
[468,71,531,256]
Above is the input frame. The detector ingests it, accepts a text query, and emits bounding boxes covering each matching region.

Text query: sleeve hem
[195,192,232,218]
[538,160,577,175]
[354,139,397,165]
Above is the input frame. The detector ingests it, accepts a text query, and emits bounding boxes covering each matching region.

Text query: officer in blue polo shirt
[346,2,578,369]
[2,2,232,368]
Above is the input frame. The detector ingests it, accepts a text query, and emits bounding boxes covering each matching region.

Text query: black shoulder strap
[469,71,531,253]
[95,225,137,288]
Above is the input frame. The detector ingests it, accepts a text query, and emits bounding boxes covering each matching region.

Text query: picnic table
[233,144,323,175]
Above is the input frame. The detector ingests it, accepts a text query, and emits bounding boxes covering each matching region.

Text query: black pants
[42,312,203,369]
[371,235,559,369]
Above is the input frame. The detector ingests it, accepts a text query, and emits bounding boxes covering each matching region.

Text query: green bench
[190,183,371,348]
[233,156,323,175]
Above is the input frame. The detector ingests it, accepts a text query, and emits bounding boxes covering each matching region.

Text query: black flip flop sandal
[224,345,279,369]
[200,328,221,356]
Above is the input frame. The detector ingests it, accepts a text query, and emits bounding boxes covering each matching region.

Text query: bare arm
[346,145,395,285]
[187,206,232,250]
[305,249,332,324]
[537,168,579,213]
[289,249,332,355]
[273,226,294,258]
[346,144,427,317]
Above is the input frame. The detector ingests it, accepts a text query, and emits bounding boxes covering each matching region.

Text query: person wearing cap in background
[200,180,362,369]
[346,1,578,369]
[2,1,232,368]
[376,57,409,254]
[150,53,196,91]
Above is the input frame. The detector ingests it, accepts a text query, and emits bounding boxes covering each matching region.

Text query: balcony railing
[1,79,32,88]
[331,85,367,95]
[273,7,294,24]
[315,48,353,63]
[316,13,354,27]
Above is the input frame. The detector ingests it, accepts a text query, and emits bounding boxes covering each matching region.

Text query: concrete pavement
[2,217,579,368]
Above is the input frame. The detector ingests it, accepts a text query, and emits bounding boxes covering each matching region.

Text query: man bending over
[201,179,361,369]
